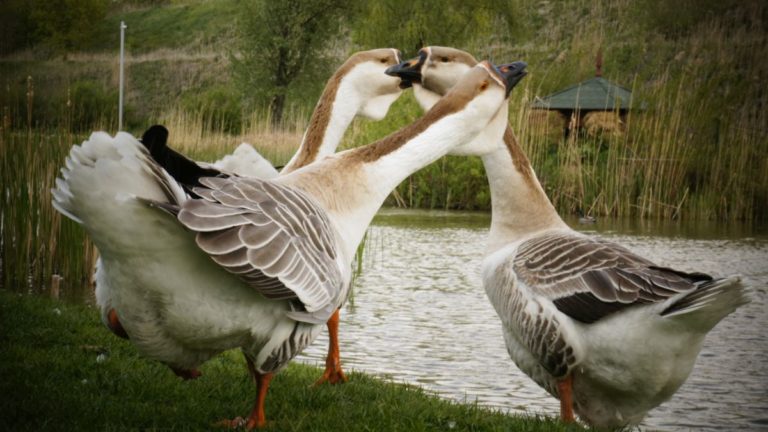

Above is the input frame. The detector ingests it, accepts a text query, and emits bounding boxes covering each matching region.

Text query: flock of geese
[52,47,750,430]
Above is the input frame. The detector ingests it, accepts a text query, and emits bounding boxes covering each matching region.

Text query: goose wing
[172,176,342,324]
[513,231,712,323]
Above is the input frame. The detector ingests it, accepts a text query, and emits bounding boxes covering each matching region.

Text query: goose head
[339,48,405,120]
[444,61,511,119]
[386,47,528,155]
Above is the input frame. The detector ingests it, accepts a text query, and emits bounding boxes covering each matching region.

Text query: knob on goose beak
[385,51,427,89]
[496,61,528,97]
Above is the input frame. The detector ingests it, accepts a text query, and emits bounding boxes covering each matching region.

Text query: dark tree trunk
[270,93,285,127]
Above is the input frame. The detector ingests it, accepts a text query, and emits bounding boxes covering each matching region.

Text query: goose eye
[380,58,388,64]
[441,57,449,63]
[479,81,489,91]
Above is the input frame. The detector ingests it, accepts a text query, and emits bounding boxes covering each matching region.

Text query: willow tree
[351,0,520,57]
[232,0,355,126]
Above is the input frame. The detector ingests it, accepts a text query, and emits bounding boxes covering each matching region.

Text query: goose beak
[496,61,528,97]
[385,51,426,89]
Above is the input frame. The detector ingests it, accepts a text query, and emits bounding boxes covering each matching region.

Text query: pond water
[296,209,768,431]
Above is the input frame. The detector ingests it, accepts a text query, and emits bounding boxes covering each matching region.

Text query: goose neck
[482,129,567,253]
[280,101,499,261]
[281,80,362,174]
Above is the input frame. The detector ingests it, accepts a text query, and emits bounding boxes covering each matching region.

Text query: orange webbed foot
[313,362,348,386]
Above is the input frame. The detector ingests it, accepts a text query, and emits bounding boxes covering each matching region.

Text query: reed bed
[0,128,97,299]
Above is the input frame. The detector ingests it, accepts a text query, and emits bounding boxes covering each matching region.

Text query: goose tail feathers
[662,276,751,331]
[52,131,186,226]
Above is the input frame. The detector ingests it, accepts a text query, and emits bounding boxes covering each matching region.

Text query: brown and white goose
[52,61,520,429]
[387,46,751,429]
[211,48,407,178]
[117,48,407,384]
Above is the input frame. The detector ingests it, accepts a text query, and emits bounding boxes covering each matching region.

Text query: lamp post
[118,21,127,131]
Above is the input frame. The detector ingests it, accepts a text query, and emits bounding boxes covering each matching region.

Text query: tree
[0,0,37,55]
[232,0,355,126]
[351,0,520,57]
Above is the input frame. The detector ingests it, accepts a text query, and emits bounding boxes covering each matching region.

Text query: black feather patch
[553,291,645,324]
[140,125,225,189]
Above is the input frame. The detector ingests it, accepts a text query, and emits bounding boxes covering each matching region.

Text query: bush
[180,84,244,134]
[69,81,118,131]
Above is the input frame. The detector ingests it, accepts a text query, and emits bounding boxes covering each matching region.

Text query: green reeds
[0,128,96,299]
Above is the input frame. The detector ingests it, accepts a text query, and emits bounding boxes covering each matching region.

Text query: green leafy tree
[351,0,520,57]
[29,0,108,52]
[232,0,355,126]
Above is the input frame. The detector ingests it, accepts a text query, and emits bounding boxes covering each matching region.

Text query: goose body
[388,46,751,429]
[213,142,279,178]
[52,61,517,428]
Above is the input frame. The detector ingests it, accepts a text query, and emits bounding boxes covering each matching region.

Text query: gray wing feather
[177,176,342,321]
[485,259,578,380]
[514,232,709,323]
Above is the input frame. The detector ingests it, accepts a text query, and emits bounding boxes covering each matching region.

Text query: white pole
[118,21,127,131]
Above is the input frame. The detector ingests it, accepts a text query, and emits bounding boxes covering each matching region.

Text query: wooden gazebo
[532,52,633,137]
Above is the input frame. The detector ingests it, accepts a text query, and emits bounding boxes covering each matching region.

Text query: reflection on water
[297,208,768,431]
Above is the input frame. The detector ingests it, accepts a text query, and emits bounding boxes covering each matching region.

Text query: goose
[121,48,408,385]
[213,143,279,179]
[52,60,522,429]
[387,46,751,429]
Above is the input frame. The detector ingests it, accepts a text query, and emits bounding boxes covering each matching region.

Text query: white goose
[119,48,408,384]
[52,61,519,429]
[387,46,751,429]
[213,143,279,179]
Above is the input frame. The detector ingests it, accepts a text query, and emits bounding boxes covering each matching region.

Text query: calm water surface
[297,209,768,431]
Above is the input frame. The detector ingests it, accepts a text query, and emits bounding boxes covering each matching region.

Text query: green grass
[92,0,241,53]
[0,290,587,431]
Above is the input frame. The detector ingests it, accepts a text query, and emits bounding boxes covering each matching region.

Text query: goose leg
[314,309,348,385]
[107,308,129,339]
[557,375,575,422]
[218,356,273,429]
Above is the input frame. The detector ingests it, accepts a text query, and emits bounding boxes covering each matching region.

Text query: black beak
[496,61,528,97]
[386,51,427,89]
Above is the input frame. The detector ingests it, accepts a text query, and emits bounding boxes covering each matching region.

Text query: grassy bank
[0,290,585,431]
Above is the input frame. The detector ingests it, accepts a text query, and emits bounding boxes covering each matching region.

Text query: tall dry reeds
[0,128,98,299]
[155,107,305,167]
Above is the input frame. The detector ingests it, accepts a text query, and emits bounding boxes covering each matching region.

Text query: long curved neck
[279,99,492,262]
[281,77,361,174]
[483,127,567,254]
